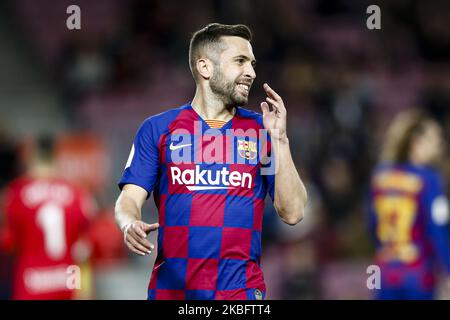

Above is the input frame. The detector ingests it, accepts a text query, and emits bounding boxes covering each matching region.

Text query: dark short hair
[35,134,55,163]
[189,23,252,79]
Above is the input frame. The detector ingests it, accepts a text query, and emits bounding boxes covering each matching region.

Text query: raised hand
[260,83,287,142]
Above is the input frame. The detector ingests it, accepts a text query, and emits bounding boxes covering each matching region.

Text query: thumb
[260,102,270,115]
[142,222,160,233]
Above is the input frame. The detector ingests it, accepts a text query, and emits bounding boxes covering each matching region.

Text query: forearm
[272,137,307,225]
[115,193,142,231]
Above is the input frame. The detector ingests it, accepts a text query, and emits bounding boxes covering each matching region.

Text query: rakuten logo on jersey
[167,122,277,176]
[170,165,252,191]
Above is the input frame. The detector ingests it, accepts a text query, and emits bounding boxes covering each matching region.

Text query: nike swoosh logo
[169,142,192,151]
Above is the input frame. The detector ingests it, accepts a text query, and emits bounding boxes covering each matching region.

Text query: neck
[191,87,236,121]
[30,162,56,179]
[409,151,428,167]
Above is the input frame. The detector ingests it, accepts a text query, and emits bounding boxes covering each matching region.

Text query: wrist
[121,220,136,233]
[273,135,289,145]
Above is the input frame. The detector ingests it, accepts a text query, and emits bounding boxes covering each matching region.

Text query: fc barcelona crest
[237,139,257,160]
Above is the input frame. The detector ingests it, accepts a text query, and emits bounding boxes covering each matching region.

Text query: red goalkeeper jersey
[3,176,93,300]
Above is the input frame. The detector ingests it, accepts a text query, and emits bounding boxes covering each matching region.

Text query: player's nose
[244,64,256,80]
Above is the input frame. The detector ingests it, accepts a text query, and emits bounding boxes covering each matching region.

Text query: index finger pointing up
[263,83,282,102]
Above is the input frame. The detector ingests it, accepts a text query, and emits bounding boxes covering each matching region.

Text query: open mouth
[237,83,250,95]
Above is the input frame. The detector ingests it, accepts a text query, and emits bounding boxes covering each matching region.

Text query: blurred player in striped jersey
[1,136,95,299]
[367,110,450,299]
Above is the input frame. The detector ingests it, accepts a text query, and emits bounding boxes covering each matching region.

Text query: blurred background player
[367,110,450,300]
[1,135,95,299]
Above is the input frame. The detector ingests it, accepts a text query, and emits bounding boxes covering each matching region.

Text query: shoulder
[147,104,190,124]
[137,104,191,137]
[235,107,265,128]
[4,176,31,194]
[53,177,83,192]
[236,107,263,120]
[371,163,393,177]
[393,165,445,193]
[142,104,189,127]
[421,167,444,189]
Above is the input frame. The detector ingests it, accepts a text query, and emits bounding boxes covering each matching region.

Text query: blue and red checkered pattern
[119,104,274,300]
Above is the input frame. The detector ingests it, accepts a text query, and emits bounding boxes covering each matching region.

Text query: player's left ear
[196,58,213,80]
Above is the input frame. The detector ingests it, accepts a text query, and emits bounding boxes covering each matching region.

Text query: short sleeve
[424,171,450,274]
[118,118,160,197]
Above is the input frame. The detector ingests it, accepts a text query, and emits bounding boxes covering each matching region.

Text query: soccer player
[115,23,307,300]
[1,136,95,299]
[367,110,450,299]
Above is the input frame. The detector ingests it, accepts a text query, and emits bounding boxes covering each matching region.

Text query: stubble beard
[209,68,248,108]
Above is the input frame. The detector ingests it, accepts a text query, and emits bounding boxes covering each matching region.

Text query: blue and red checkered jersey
[119,103,275,300]
[367,163,450,291]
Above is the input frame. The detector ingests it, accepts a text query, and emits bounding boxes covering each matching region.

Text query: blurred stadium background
[0,0,449,299]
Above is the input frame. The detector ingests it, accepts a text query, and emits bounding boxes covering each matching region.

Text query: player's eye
[236,58,245,64]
